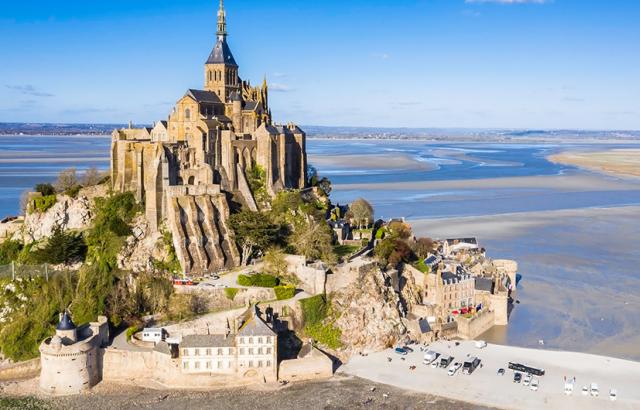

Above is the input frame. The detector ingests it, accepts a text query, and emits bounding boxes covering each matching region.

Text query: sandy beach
[332,173,640,193]
[549,149,640,178]
[342,340,640,409]
[311,152,437,171]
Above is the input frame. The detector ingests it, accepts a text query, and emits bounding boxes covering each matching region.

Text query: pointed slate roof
[56,311,76,331]
[206,38,238,66]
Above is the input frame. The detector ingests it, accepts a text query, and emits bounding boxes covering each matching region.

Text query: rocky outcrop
[331,263,408,355]
[22,196,92,244]
[117,217,169,273]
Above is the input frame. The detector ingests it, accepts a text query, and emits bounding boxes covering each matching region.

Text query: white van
[475,340,487,349]
[590,383,599,397]
[423,350,439,365]
[564,380,574,395]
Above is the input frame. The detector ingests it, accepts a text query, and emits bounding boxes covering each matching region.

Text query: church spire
[217,0,227,39]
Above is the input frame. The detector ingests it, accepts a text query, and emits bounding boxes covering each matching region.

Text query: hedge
[274,285,296,300]
[31,194,57,213]
[299,294,327,326]
[237,273,279,288]
[224,287,240,300]
[126,325,140,341]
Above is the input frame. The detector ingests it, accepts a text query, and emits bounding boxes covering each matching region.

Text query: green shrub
[299,294,328,326]
[413,259,430,274]
[333,244,358,258]
[34,183,55,197]
[274,285,296,300]
[0,240,23,265]
[126,325,140,341]
[64,184,82,198]
[31,226,86,265]
[305,322,343,349]
[224,287,240,300]
[237,273,279,288]
[31,194,57,213]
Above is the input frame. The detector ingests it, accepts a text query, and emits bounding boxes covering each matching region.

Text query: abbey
[110,1,307,275]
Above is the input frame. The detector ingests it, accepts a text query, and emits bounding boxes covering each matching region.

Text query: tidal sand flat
[412,206,640,361]
[549,149,640,178]
[0,376,486,410]
[343,340,640,410]
[308,139,640,361]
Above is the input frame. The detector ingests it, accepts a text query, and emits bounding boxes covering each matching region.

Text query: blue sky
[0,0,638,129]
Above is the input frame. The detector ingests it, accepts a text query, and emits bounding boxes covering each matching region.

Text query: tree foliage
[0,240,23,265]
[229,210,282,266]
[31,226,86,265]
[34,183,55,197]
[263,247,288,277]
[412,237,435,259]
[348,198,374,229]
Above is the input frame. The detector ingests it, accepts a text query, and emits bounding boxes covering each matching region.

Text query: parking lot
[342,340,640,409]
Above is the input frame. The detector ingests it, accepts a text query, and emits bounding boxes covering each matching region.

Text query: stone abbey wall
[456,309,496,340]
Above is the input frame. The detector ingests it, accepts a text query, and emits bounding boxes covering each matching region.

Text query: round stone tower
[39,311,103,395]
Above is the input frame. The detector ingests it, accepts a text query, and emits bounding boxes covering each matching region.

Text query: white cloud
[270,83,293,92]
[371,52,391,60]
[5,84,54,97]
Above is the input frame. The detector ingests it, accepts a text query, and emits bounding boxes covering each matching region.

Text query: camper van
[423,350,439,365]
[462,357,481,375]
[439,355,454,368]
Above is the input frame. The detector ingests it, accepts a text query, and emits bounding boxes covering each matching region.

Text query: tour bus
[508,362,545,376]
[462,357,481,375]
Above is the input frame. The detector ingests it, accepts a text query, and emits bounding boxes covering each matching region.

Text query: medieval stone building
[110,1,307,275]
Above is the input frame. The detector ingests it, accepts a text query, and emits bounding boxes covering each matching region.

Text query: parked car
[564,380,574,395]
[581,386,589,395]
[497,368,505,376]
[513,372,522,383]
[609,389,617,401]
[447,362,461,376]
[530,378,539,391]
[590,383,599,397]
[394,347,408,356]
[431,360,439,368]
[403,346,414,353]
[523,373,532,386]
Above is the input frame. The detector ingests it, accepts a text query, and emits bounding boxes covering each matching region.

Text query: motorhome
[462,357,481,375]
[439,355,454,368]
[423,350,439,365]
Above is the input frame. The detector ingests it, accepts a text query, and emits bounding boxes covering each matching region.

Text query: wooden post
[11,261,15,281]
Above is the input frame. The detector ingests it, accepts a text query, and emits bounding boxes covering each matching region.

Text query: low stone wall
[285,255,326,295]
[0,358,41,382]
[277,347,333,382]
[456,309,495,340]
[175,287,275,312]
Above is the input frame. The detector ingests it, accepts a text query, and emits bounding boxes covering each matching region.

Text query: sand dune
[549,149,640,178]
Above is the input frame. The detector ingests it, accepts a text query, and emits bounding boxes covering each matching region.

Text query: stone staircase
[167,193,240,276]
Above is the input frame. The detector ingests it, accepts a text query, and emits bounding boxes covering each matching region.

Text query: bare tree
[54,167,78,193]
[19,190,31,215]
[82,167,102,187]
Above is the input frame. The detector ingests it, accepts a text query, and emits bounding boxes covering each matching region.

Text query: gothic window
[185,108,191,120]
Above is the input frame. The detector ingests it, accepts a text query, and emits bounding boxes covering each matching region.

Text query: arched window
[185,108,191,120]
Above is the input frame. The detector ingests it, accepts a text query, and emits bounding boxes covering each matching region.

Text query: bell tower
[204,0,240,102]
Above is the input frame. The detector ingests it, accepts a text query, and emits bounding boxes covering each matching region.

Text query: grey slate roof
[446,238,478,246]
[206,38,238,66]
[475,277,494,293]
[185,89,222,104]
[238,314,276,337]
[181,334,235,348]
[243,101,258,111]
[153,341,172,355]
[56,311,76,331]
